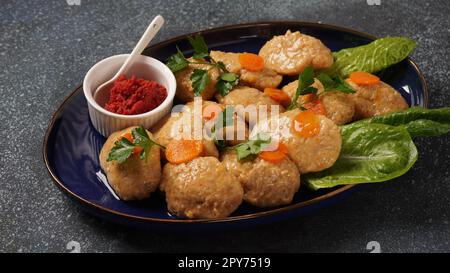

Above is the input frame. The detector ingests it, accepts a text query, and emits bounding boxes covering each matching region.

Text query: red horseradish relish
[104,75,167,115]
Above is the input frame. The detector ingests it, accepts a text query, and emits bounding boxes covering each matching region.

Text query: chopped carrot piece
[239,53,265,72]
[349,71,380,86]
[121,132,133,142]
[302,94,326,116]
[291,110,321,138]
[264,88,291,106]
[202,104,223,121]
[133,146,144,155]
[259,142,288,163]
[121,131,143,155]
[165,139,204,164]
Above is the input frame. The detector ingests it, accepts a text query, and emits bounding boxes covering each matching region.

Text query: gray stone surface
[0,0,449,253]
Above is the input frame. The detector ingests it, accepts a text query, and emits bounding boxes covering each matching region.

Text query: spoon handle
[115,15,165,77]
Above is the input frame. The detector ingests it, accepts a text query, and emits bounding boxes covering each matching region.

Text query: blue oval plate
[43,22,428,230]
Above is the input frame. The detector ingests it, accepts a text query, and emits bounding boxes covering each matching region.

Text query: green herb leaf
[315,73,335,89]
[288,66,317,110]
[287,103,297,111]
[232,133,271,161]
[217,106,235,129]
[304,123,418,190]
[188,34,209,59]
[166,47,189,73]
[211,106,235,150]
[299,66,315,91]
[132,125,165,159]
[216,61,229,73]
[220,72,237,82]
[211,130,226,150]
[216,81,234,97]
[190,69,210,96]
[334,80,356,94]
[315,73,355,94]
[235,145,255,161]
[300,86,318,95]
[106,138,135,163]
[216,72,239,97]
[107,126,165,163]
[325,37,417,78]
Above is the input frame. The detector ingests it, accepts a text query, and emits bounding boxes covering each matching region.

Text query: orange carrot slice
[165,139,204,164]
[259,142,288,163]
[202,104,223,121]
[349,71,380,86]
[302,94,326,116]
[239,53,264,72]
[291,110,321,138]
[264,88,291,106]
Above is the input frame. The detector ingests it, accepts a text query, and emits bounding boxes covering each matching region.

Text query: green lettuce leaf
[326,37,417,78]
[357,107,450,137]
[304,123,418,190]
[405,120,450,137]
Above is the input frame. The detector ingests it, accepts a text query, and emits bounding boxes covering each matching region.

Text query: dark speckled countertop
[1,0,449,253]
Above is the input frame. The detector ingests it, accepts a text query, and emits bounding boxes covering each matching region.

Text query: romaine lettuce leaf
[304,123,418,190]
[326,37,417,78]
[357,107,450,137]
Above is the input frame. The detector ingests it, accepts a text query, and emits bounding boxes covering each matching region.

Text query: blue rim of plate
[43,21,429,225]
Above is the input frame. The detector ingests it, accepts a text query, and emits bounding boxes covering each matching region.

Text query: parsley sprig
[315,73,355,94]
[166,34,239,97]
[188,35,209,59]
[107,126,165,163]
[231,133,271,161]
[166,47,189,73]
[288,66,355,110]
[190,69,210,96]
[211,106,235,150]
[106,137,136,163]
[216,72,239,97]
[288,67,317,110]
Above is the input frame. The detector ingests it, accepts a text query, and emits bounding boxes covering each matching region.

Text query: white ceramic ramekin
[83,54,176,137]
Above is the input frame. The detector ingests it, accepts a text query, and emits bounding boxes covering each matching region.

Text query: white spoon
[94,15,165,106]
